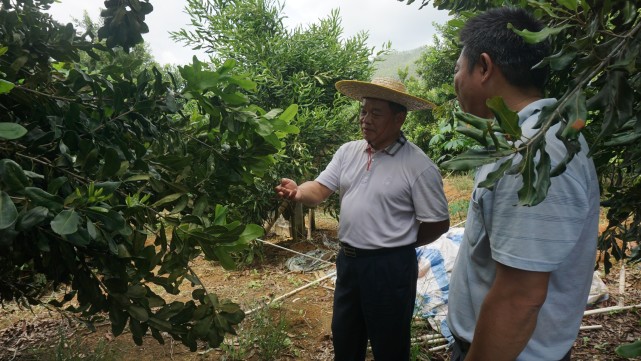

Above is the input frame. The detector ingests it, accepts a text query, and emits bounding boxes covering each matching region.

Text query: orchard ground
[0,176,639,360]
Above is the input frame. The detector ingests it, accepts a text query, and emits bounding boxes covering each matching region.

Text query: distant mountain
[373,46,426,78]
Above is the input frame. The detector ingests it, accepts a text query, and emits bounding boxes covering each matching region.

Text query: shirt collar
[518,98,557,125]
[366,131,407,156]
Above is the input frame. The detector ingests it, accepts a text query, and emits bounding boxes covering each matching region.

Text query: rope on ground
[254,237,335,266]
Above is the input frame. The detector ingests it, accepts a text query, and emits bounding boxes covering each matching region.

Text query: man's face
[359,98,404,149]
[454,51,491,118]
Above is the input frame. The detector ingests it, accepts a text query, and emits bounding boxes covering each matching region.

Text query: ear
[395,111,407,125]
[478,53,495,83]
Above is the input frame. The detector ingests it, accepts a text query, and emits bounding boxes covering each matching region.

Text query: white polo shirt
[316,136,449,249]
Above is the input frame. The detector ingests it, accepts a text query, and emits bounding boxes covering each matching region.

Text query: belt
[339,242,414,258]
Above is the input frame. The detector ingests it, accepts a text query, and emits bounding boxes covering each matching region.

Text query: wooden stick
[411,333,443,342]
[246,271,336,316]
[583,303,641,316]
[618,261,626,306]
[579,325,603,331]
[307,208,313,240]
[428,344,450,352]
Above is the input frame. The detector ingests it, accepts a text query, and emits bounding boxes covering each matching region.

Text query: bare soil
[1,181,640,360]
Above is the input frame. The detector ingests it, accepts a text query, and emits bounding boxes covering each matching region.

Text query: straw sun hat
[335,77,435,111]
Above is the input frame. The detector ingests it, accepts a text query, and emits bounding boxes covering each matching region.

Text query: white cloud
[46,0,450,65]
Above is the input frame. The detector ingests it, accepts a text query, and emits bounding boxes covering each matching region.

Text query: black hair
[388,101,408,115]
[460,7,550,92]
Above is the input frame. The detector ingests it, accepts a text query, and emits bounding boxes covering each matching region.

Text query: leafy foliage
[401,21,475,163]
[409,0,641,269]
[173,0,376,225]
[97,0,153,52]
[0,0,297,351]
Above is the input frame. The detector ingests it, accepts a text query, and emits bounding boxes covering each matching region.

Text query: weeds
[221,303,292,360]
[26,326,118,361]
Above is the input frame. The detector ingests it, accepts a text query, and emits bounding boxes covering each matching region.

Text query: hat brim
[335,80,435,111]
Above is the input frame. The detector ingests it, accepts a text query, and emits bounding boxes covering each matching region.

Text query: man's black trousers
[332,244,418,361]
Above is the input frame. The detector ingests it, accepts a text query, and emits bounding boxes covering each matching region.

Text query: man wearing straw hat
[275,77,450,360]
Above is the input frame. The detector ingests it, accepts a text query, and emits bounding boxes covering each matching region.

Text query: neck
[368,134,399,151]
[501,87,543,113]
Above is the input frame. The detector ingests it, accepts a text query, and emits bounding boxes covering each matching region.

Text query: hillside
[373,46,425,78]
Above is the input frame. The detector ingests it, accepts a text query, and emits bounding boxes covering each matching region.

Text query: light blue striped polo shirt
[447,98,600,360]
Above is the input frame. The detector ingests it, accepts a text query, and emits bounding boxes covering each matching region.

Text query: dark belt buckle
[342,244,356,257]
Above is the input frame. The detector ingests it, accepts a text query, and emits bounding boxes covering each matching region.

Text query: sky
[47,0,450,66]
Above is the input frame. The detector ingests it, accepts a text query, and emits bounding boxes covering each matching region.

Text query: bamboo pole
[307,208,313,240]
[428,344,450,352]
[579,325,603,331]
[246,271,336,316]
[618,261,626,306]
[583,303,641,316]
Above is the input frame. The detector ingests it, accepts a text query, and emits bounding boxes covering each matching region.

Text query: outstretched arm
[275,178,333,207]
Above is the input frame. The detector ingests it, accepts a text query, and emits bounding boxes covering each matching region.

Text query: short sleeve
[487,171,590,272]
[315,145,344,192]
[412,165,450,223]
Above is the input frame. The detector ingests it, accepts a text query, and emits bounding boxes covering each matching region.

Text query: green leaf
[0,80,14,95]
[532,148,552,205]
[109,304,129,337]
[16,206,49,231]
[128,305,149,322]
[508,24,571,44]
[517,146,548,206]
[455,126,488,147]
[151,193,185,207]
[126,285,147,299]
[193,315,213,338]
[0,122,26,140]
[441,149,514,171]
[0,159,29,191]
[556,0,578,11]
[95,181,121,195]
[25,187,64,213]
[0,191,18,230]
[129,318,144,346]
[616,339,641,358]
[125,174,150,182]
[211,247,237,270]
[236,224,264,244]
[51,210,81,235]
[478,159,513,190]
[148,317,173,332]
[560,91,587,140]
[487,96,521,140]
[277,104,298,122]
[101,147,121,178]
